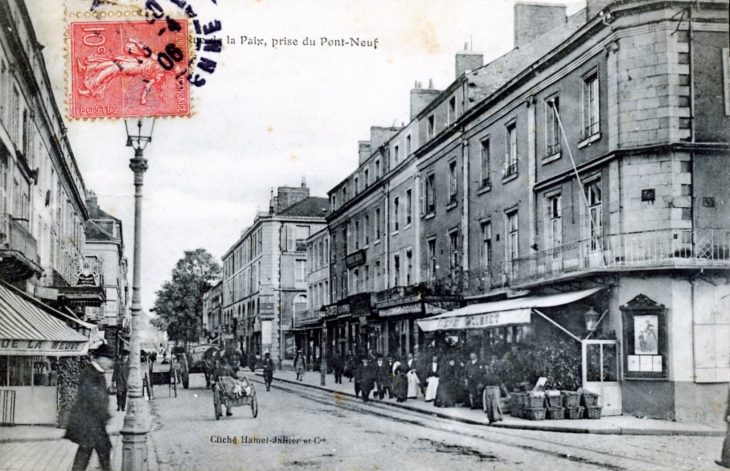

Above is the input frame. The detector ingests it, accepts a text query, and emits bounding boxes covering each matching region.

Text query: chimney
[370,126,400,151]
[410,81,442,120]
[455,49,483,78]
[301,176,307,188]
[86,190,98,217]
[358,141,371,165]
[514,2,566,49]
[586,0,613,20]
[277,185,310,212]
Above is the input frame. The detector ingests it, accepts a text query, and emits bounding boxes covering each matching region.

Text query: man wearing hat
[262,351,275,392]
[65,343,115,471]
[374,356,392,400]
[355,357,376,402]
[293,349,306,381]
[112,350,130,411]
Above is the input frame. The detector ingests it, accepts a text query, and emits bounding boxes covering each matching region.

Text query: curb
[257,373,725,437]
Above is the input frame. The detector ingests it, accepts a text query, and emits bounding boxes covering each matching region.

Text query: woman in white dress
[424,356,440,402]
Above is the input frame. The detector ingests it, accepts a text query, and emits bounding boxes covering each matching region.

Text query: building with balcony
[0,0,98,425]
[221,181,328,366]
[83,191,128,356]
[298,0,728,427]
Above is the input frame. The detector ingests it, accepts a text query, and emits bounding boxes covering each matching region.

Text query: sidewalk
[0,390,160,470]
[260,369,725,437]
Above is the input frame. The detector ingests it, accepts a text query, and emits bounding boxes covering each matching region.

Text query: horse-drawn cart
[212,375,258,419]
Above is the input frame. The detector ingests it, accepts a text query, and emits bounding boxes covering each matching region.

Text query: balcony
[0,214,42,281]
[465,229,730,295]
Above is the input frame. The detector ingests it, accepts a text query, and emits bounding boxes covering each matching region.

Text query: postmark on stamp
[69,19,190,119]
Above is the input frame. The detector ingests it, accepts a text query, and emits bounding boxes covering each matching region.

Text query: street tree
[151,248,220,348]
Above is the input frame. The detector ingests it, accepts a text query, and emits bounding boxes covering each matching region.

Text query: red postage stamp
[69,19,190,119]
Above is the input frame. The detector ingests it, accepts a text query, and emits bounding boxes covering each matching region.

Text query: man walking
[111,350,130,411]
[65,344,115,471]
[331,351,344,384]
[262,351,275,392]
[375,356,392,400]
[294,350,306,381]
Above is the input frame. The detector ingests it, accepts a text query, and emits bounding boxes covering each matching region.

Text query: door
[582,340,622,416]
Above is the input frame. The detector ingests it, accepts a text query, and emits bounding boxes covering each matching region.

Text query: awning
[417,287,604,332]
[0,282,89,356]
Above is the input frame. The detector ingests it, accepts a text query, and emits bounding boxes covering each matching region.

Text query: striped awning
[0,282,89,356]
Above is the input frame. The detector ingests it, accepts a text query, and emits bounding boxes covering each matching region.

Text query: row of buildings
[212,0,729,426]
[0,0,130,425]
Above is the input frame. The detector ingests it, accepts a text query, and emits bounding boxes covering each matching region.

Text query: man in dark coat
[374,356,392,400]
[212,356,237,416]
[355,357,376,402]
[717,382,730,468]
[65,344,115,471]
[330,351,344,384]
[464,352,484,409]
[111,350,130,411]
[262,352,275,392]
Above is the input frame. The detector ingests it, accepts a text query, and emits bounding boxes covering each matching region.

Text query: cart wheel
[213,386,221,420]
[251,394,258,418]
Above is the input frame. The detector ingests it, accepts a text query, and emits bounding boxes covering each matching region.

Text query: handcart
[150,359,181,397]
[212,375,258,419]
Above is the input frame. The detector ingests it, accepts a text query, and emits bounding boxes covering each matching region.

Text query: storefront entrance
[582,339,621,416]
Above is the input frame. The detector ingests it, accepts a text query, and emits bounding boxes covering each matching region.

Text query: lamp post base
[120,432,148,471]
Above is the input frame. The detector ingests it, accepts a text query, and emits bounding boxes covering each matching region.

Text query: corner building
[221,183,328,367]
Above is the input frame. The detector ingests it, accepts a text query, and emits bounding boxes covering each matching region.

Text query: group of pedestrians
[330,350,510,424]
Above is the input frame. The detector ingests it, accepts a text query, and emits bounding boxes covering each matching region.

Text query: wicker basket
[565,407,584,419]
[547,407,564,420]
[561,391,581,408]
[581,392,599,408]
[585,406,602,419]
[525,395,545,408]
[524,408,546,421]
[546,394,563,409]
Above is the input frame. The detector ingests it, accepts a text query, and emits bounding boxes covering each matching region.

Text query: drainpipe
[462,135,469,274]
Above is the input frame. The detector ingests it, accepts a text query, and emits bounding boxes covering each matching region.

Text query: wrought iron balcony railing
[0,213,39,265]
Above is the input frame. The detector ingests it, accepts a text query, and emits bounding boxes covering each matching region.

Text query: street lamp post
[121,118,155,471]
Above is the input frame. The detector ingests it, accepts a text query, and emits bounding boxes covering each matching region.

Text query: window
[394,145,399,164]
[583,71,600,139]
[507,211,519,262]
[364,214,370,245]
[393,254,401,286]
[354,219,360,250]
[406,135,412,155]
[481,222,492,267]
[546,97,560,156]
[547,194,562,253]
[374,259,381,291]
[10,87,19,144]
[427,115,435,139]
[393,197,400,232]
[375,208,381,241]
[343,186,347,202]
[331,232,337,260]
[375,159,381,179]
[505,122,517,177]
[406,250,413,285]
[342,224,348,254]
[448,161,457,204]
[449,231,459,278]
[405,189,412,226]
[422,173,435,215]
[448,96,457,123]
[364,264,370,291]
[331,275,337,301]
[480,139,491,188]
[324,239,329,264]
[319,240,324,267]
[364,168,369,188]
[294,225,310,252]
[586,181,602,250]
[353,268,360,293]
[354,176,359,195]
[324,279,329,304]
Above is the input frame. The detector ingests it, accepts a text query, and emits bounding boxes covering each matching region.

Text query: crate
[547,407,564,420]
[525,395,545,409]
[523,408,546,421]
[581,392,599,408]
[561,391,581,408]
[565,406,584,420]
[585,406,602,419]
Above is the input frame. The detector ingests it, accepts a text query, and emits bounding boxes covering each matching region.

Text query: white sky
[29,0,585,311]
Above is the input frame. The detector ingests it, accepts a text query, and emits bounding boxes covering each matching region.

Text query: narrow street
[148,373,724,471]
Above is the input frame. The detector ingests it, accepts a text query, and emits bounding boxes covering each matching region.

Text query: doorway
[582,339,622,416]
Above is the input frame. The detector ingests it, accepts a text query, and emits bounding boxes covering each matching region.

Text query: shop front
[0,282,89,425]
[417,287,621,415]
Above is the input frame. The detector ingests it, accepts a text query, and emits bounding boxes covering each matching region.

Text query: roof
[276,197,330,218]
[85,219,119,242]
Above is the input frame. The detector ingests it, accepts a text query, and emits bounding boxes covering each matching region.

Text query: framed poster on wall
[620,294,668,379]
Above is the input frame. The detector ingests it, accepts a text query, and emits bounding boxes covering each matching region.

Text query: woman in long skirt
[424,356,440,402]
[434,359,457,407]
[392,359,408,402]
